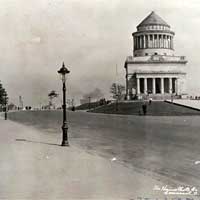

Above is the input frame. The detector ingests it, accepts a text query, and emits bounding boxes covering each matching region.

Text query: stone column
[152,34,155,48]
[163,35,165,48]
[157,34,159,48]
[138,36,140,49]
[125,70,128,100]
[154,35,156,48]
[167,35,169,48]
[155,34,157,48]
[154,35,157,48]
[148,35,150,48]
[125,69,129,100]
[162,35,164,48]
[152,78,156,94]
[134,37,136,50]
[143,35,146,48]
[144,78,147,94]
[141,35,143,49]
[161,35,164,48]
[145,35,147,48]
[135,36,137,49]
[160,35,162,48]
[168,35,170,48]
[137,78,140,95]
[161,78,164,94]
[141,36,143,49]
[166,35,168,48]
[171,36,173,49]
[169,78,172,94]
[175,78,178,94]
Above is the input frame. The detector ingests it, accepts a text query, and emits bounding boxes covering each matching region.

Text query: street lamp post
[4,96,7,120]
[3,91,7,120]
[58,62,70,146]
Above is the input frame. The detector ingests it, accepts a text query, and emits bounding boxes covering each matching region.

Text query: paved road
[1,118,175,199]
[8,110,200,190]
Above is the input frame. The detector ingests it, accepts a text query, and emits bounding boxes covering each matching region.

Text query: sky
[1,0,200,107]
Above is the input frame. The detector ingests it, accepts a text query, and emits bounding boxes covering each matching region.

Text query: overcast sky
[1,0,200,107]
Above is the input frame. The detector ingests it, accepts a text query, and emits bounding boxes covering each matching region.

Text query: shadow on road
[15,138,61,147]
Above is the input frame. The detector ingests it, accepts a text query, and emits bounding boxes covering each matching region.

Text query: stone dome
[137,11,170,29]
[132,11,175,57]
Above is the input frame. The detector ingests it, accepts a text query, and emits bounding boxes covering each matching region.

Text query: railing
[126,55,186,62]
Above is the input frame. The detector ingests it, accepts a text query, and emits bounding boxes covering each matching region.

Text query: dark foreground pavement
[0,117,184,200]
[6,111,200,199]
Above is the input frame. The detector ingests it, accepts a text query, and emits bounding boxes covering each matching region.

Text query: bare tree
[110,83,125,100]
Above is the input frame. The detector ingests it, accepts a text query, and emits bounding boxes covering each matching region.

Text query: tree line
[45,82,125,110]
[0,82,8,111]
[110,83,125,100]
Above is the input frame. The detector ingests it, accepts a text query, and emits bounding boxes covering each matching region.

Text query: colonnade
[136,77,177,95]
[134,34,173,50]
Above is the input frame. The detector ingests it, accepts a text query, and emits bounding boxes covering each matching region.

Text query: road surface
[8,110,200,190]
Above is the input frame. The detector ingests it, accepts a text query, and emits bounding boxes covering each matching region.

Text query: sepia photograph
[0,0,200,199]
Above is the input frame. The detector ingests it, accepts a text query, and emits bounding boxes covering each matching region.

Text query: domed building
[124,11,187,100]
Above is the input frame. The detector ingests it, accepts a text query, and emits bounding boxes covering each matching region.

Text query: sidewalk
[0,118,195,199]
[169,99,200,111]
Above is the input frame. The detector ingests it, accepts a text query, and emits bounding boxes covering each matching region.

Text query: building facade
[124,11,187,100]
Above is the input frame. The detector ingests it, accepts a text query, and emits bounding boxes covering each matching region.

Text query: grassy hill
[75,102,103,110]
[89,101,200,116]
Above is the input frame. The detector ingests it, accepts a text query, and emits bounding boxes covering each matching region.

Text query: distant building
[124,11,187,100]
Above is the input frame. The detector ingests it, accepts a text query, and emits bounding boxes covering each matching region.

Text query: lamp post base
[5,112,7,120]
[61,122,69,147]
[61,140,69,146]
